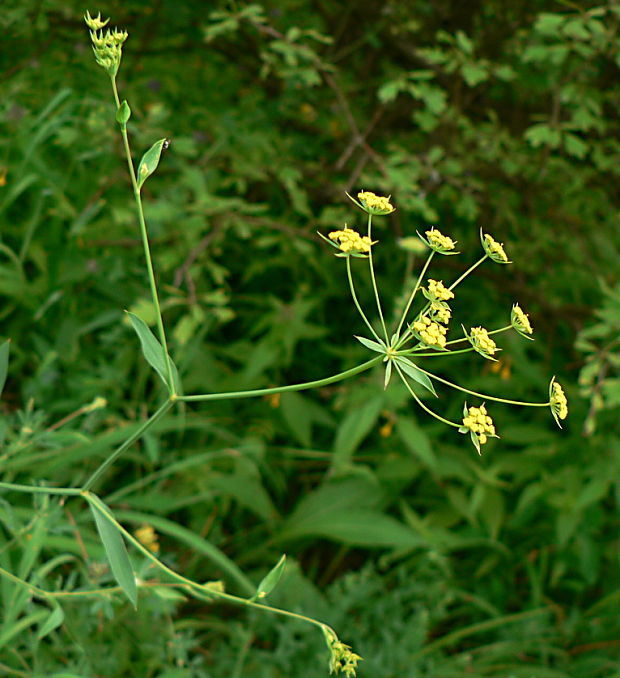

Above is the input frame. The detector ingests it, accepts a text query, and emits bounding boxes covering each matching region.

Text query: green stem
[366,213,389,342]
[179,357,382,403]
[346,256,383,345]
[82,399,174,491]
[0,482,82,497]
[448,254,488,291]
[413,365,550,407]
[84,492,329,633]
[394,251,434,338]
[110,76,175,395]
[394,363,460,428]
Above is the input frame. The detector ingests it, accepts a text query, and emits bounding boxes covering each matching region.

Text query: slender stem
[82,399,174,491]
[84,492,329,633]
[0,482,82,497]
[396,254,490,350]
[397,347,475,358]
[346,256,383,344]
[110,76,175,395]
[394,363,459,428]
[366,213,389,342]
[413,364,550,407]
[394,251,434,338]
[179,357,382,403]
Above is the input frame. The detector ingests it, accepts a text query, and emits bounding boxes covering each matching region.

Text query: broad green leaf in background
[331,394,384,470]
[37,602,64,639]
[0,339,9,396]
[89,497,138,608]
[136,138,168,190]
[126,311,182,393]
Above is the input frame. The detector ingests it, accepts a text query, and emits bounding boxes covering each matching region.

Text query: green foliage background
[2,1,620,676]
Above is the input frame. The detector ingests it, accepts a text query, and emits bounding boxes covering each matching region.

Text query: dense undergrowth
[2,1,620,676]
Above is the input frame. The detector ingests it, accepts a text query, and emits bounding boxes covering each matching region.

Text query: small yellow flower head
[459,403,498,454]
[328,227,374,255]
[84,10,110,30]
[355,191,395,215]
[430,301,451,324]
[549,378,568,427]
[511,303,533,337]
[467,326,498,360]
[420,227,458,254]
[425,279,454,302]
[135,524,160,554]
[482,232,510,264]
[412,316,448,349]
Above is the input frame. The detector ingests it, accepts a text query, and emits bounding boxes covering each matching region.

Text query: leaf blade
[89,498,137,608]
[395,357,437,396]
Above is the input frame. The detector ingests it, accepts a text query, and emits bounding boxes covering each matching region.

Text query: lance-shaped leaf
[395,356,437,397]
[354,335,386,354]
[252,554,286,601]
[136,138,167,191]
[0,340,9,396]
[126,312,182,393]
[89,497,137,608]
[37,603,64,640]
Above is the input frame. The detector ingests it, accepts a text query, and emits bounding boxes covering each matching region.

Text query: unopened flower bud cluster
[483,233,509,264]
[511,303,533,335]
[550,381,568,421]
[85,11,128,77]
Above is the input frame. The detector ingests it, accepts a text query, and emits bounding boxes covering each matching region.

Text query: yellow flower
[511,303,533,336]
[328,227,373,254]
[549,378,568,426]
[430,301,451,324]
[426,279,454,302]
[412,316,447,348]
[467,326,498,359]
[425,227,456,253]
[482,232,510,264]
[356,191,395,215]
[460,403,498,453]
[135,524,160,554]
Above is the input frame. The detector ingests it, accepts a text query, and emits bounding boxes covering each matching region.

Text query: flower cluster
[430,301,451,324]
[550,379,568,425]
[467,326,498,359]
[326,637,363,676]
[328,227,373,255]
[412,316,448,349]
[460,404,497,453]
[425,279,454,302]
[134,524,160,554]
[85,12,128,77]
[482,232,510,264]
[356,191,395,215]
[511,303,533,337]
[424,227,457,253]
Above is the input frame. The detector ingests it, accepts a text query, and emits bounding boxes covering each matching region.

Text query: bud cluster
[467,326,498,359]
[550,379,568,425]
[355,191,395,215]
[424,227,457,253]
[85,11,128,77]
[482,232,510,264]
[425,279,454,302]
[511,303,533,336]
[460,403,497,452]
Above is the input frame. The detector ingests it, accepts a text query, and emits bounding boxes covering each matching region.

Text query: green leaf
[354,335,386,353]
[395,357,437,396]
[0,339,9,396]
[89,498,137,608]
[37,603,64,639]
[254,554,286,600]
[126,312,181,393]
[137,138,168,191]
[332,394,384,469]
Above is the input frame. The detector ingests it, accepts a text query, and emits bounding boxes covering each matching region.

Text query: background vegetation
[2,1,620,676]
